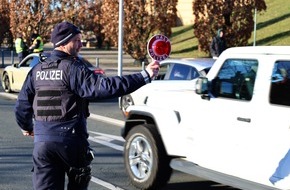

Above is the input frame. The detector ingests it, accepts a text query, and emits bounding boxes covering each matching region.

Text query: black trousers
[32,141,91,190]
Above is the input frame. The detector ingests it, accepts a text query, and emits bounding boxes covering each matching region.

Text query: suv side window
[212,59,258,100]
[270,61,290,106]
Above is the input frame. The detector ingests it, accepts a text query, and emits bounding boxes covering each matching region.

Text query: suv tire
[124,124,172,190]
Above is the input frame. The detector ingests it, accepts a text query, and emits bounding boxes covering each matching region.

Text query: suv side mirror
[195,77,209,94]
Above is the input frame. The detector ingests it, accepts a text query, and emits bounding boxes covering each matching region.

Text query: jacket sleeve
[14,71,35,132]
[69,64,150,100]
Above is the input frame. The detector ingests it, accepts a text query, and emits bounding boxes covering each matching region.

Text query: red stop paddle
[147,34,171,61]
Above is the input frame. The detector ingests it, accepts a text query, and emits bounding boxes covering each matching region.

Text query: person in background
[14,21,160,190]
[29,32,44,53]
[210,28,227,59]
[15,33,28,62]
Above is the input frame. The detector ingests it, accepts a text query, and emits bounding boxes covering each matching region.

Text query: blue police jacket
[15,50,150,143]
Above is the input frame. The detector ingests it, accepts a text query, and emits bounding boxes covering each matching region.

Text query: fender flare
[122,106,184,157]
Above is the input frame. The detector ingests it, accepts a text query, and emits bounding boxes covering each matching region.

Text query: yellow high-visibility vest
[15,38,24,53]
[32,36,44,53]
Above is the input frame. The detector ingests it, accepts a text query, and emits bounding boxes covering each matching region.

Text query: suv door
[185,58,259,175]
[187,57,290,189]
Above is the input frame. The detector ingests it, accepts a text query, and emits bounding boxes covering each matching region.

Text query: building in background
[176,0,194,26]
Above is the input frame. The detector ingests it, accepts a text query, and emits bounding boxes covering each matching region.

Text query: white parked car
[2,53,46,93]
[2,53,105,93]
[120,58,215,116]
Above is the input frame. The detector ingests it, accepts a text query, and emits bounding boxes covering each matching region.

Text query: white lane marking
[87,114,125,152]
[91,176,124,190]
[88,136,124,152]
[89,131,125,142]
[0,92,17,99]
[88,116,126,189]
[89,113,124,127]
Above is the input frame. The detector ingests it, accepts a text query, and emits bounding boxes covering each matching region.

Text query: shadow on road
[162,180,239,190]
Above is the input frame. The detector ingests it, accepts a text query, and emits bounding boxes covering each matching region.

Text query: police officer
[15,21,159,190]
[15,33,28,62]
[29,32,44,53]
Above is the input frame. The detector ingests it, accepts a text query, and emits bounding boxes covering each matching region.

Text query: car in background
[120,58,215,116]
[1,53,105,93]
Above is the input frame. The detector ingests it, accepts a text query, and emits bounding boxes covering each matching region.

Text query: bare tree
[101,0,177,62]
[9,0,61,46]
[76,0,103,48]
[0,0,12,48]
[8,0,103,47]
[7,0,177,55]
[193,0,267,54]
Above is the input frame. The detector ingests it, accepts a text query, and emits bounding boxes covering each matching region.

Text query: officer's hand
[145,60,160,78]
[21,129,34,137]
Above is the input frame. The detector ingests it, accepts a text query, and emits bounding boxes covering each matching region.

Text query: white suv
[122,46,290,190]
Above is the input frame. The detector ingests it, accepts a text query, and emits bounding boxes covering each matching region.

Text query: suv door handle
[237,117,251,123]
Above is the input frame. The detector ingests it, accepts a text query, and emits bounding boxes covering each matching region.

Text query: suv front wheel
[124,124,172,190]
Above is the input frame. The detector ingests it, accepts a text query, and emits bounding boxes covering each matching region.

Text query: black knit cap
[51,21,81,47]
